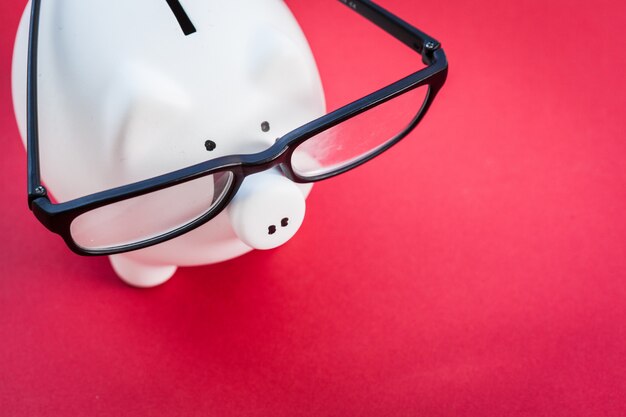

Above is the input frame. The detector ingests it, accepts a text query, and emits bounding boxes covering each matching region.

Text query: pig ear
[101,65,192,179]
[248,27,318,96]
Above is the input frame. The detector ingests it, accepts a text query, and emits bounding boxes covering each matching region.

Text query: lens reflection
[292,85,428,178]
[70,171,233,251]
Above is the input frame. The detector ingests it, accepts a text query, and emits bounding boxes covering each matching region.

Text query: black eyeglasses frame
[25,0,448,255]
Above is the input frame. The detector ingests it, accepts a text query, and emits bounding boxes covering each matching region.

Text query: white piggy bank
[12,0,326,287]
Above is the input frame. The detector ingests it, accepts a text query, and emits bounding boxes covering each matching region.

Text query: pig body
[12,0,326,286]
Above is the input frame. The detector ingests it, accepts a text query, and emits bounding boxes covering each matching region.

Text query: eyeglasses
[25,0,448,255]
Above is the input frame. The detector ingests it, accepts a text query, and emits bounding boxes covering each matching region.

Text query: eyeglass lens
[69,171,234,251]
[291,84,428,178]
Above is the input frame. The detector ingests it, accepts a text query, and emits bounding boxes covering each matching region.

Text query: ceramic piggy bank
[12,0,326,287]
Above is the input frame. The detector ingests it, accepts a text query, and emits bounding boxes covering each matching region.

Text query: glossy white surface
[12,0,325,286]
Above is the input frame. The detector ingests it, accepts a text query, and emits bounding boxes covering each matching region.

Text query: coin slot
[165,0,197,36]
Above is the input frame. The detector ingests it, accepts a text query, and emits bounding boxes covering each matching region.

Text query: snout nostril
[281,217,289,227]
[268,225,277,235]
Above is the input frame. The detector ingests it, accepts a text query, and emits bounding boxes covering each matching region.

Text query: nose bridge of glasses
[236,139,293,177]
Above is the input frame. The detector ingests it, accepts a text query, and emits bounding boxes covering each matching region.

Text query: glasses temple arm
[337,0,442,62]
[26,0,45,207]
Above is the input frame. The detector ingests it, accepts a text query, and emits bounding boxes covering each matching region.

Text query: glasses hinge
[28,185,47,208]
[421,40,440,65]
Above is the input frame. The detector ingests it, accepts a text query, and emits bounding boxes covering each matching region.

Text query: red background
[2,0,626,415]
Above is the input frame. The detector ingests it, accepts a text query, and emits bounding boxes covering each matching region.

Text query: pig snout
[226,171,306,250]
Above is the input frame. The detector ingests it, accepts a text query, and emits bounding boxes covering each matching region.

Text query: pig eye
[204,140,217,151]
[261,121,271,132]
[165,0,197,36]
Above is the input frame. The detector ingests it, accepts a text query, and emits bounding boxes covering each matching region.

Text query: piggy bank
[12,0,326,287]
